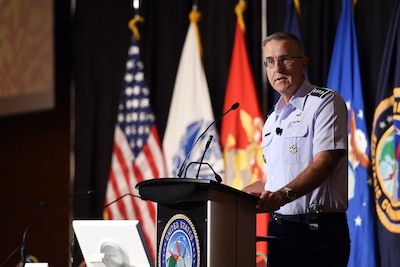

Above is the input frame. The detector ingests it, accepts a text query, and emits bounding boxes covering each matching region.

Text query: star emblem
[354,215,362,227]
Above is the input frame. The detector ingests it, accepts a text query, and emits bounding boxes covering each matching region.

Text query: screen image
[72,220,154,267]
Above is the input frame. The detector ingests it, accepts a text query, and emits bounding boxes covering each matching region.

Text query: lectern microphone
[185,161,222,183]
[103,192,142,210]
[177,102,240,178]
[21,190,94,267]
[195,135,213,179]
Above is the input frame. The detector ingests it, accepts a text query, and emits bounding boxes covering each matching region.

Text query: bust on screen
[72,220,154,267]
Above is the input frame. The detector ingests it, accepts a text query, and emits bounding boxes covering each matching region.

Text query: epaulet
[309,87,331,99]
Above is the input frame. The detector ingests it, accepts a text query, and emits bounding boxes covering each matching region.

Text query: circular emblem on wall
[371,94,400,233]
[158,214,200,267]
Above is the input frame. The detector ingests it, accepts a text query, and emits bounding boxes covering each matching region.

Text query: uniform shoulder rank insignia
[309,87,331,99]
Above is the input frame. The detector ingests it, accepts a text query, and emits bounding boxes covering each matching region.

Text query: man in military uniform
[243,32,350,267]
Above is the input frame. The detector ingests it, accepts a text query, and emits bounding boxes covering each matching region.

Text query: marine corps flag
[326,0,376,266]
[371,1,400,266]
[221,2,264,188]
[220,1,267,265]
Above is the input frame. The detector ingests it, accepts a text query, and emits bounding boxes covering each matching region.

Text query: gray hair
[262,32,304,55]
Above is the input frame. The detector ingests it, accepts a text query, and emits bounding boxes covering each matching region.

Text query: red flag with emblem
[220,2,268,265]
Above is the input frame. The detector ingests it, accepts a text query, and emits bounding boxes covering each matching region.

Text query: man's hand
[242,179,265,196]
[257,190,287,212]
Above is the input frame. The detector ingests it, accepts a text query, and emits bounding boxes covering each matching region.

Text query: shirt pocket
[285,125,309,164]
[262,131,273,165]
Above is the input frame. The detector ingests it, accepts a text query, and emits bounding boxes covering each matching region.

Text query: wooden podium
[136,178,258,267]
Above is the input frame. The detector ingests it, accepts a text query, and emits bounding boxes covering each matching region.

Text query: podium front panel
[156,187,256,267]
[157,201,207,265]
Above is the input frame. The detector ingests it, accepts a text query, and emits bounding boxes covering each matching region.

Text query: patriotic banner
[162,10,223,180]
[326,0,376,266]
[371,0,400,266]
[220,2,267,266]
[104,32,167,260]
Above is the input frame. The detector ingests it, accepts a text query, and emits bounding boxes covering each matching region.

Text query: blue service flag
[326,0,376,266]
[284,0,301,38]
[371,1,400,266]
[278,0,306,103]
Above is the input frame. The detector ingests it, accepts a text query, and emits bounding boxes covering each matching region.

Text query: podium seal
[158,214,200,267]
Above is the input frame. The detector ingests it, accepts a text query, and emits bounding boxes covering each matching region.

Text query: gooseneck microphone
[21,190,94,267]
[0,202,48,267]
[85,192,142,218]
[195,135,213,179]
[185,161,222,183]
[176,102,240,178]
[103,192,142,210]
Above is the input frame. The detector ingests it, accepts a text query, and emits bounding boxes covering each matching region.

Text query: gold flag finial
[128,16,145,40]
[189,8,201,24]
[353,0,358,12]
[235,0,247,33]
[293,0,301,15]
[189,9,203,57]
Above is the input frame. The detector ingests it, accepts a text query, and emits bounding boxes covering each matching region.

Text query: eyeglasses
[263,55,303,68]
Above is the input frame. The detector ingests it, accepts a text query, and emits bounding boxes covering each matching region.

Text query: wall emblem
[371,93,400,233]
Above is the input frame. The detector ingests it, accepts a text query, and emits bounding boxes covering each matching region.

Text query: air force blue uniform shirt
[262,80,348,215]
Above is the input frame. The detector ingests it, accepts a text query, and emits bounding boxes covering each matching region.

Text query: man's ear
[301,57,309,73]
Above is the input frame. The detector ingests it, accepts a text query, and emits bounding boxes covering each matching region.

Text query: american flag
[104,34,166,259]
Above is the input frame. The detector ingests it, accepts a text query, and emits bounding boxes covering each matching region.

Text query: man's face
[263,39,308,102]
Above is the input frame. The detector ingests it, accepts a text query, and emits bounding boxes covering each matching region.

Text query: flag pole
[128,1,144,41]
[192,0,198,10]
[132,0,140,17]
[261,0,268,116]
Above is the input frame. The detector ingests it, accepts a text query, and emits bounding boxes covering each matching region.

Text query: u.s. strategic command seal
[158,214,200,267]
[371,91,400,233]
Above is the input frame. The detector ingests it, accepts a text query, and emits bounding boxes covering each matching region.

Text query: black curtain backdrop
[73,0,397,221]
